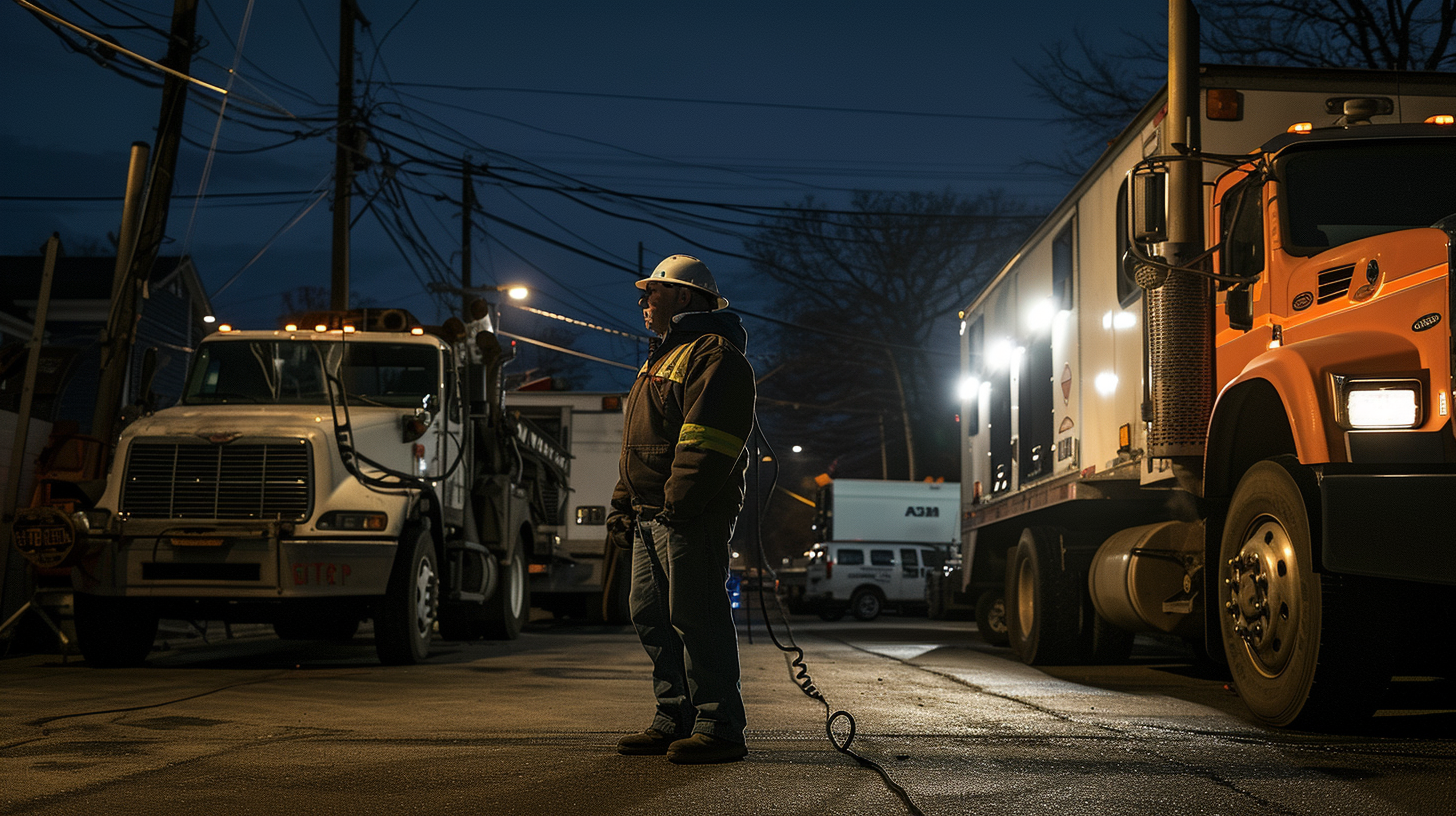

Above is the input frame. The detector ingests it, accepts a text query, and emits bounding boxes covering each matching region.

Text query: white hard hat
[636,254,729,310]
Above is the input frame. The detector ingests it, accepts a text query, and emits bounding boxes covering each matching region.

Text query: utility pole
[461,157,474,314]
[91,0,195,446]
[330,0,366,310]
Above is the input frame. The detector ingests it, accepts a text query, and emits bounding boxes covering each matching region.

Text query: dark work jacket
[610,310,755,528]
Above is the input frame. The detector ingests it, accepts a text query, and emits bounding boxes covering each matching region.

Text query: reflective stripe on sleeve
[679,423,745,457]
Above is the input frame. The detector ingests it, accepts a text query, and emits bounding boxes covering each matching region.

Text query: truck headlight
[1340,378,1421,429]
[317,511,389,531]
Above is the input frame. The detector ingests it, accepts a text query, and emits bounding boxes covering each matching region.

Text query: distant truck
[955,22,1456,727]
[35,303,576,666]
[504,390,631,623]
[800,479,959,620]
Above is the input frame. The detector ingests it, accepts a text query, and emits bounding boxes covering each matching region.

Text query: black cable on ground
[748,425,927,816]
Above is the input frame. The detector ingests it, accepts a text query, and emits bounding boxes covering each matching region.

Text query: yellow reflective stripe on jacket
[679,423,745,457]
[644,342,695,383]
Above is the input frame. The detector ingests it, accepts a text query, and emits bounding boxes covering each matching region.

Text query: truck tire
[1218,457,1387,728]
[73,593,157,667]
[482,547,530,640]
[975,589,1009,646]
[375,527,438,665]
[1006,526,1083,664]
[850,588,883,621]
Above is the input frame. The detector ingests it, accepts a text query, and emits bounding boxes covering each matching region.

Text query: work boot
[616,728,679,756]
[665,733,748,764]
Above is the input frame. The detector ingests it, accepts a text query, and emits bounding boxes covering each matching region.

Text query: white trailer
[504,390,631,622]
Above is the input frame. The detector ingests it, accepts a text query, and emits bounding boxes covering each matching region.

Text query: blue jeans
[629,513,746,744]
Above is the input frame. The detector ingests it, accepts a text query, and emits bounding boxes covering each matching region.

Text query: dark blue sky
[1,1,1165,389]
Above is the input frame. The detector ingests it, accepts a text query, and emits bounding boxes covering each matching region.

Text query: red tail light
[825,559,833,580]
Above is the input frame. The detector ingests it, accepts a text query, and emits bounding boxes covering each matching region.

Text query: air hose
[748,425,927,816]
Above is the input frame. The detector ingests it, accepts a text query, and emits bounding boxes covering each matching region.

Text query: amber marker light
[218,324,233,332]
[1426,114,1455,125]
[1287,122,1313,134]
[314,324,328,332]
[410,327,425,335]
[284,323,298,332]
[343,325,357,333]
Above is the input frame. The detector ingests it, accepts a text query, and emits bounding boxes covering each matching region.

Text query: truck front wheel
[376,527,438,665]
[74,593,157,667]
[1218,457,1386,727]
[483,548,529,640]
[1006,526,1082,664]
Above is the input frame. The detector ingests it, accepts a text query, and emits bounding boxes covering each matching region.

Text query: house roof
[0,254,211,324]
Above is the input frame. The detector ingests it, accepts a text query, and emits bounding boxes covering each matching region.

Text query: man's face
[640,282,687,336]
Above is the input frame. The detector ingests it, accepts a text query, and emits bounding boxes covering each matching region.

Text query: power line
[391,82,1052,123]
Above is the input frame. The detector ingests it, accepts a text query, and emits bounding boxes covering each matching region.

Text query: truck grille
[121,440,312,521]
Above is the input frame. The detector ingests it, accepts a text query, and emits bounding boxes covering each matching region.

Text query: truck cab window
[1220,177,1264,281]
[1279,139,1456,256]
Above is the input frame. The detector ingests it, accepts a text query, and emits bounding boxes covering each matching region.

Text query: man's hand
[606,512,635,551]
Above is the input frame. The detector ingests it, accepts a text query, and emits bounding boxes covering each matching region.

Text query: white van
[803,542,947,621]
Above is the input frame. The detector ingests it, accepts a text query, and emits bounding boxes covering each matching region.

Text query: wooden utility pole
[461,158,474,313]
[330,0,364,310]
[91,0,195,445]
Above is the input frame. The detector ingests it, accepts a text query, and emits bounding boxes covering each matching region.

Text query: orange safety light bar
[1426,114,1455,125]
[1287,122,1313,134]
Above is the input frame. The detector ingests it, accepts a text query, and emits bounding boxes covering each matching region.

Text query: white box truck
[504,390,631,622]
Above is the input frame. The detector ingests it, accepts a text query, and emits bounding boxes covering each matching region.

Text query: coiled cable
[748,424,927,816]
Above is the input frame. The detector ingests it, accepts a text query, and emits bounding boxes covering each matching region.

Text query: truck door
[899,547,921,600]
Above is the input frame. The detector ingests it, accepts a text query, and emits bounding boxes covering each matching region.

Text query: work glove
[606,512,635,551]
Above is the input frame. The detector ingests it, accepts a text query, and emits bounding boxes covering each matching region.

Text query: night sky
[1,1,1166,389]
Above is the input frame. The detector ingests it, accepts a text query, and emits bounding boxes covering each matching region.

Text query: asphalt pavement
[2,613,1453,816]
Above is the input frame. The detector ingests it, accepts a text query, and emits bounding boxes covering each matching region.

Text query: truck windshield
[183,340,438,407]
[1279,138,1456,256]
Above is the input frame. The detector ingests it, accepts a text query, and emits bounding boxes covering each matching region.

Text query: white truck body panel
[819,479,959,545]
[959,67,1456,567]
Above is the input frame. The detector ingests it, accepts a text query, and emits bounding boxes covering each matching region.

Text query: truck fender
[1207,330,1423,498]
[409,484,447,557]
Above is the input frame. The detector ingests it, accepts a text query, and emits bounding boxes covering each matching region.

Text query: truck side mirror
[1132,172,1168,244]
[401,395,436,442]
[1225,286,1253,332]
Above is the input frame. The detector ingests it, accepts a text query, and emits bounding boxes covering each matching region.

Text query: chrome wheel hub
[1225,518,1300,677]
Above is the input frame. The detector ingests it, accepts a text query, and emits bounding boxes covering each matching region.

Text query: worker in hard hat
[608,254,755,764]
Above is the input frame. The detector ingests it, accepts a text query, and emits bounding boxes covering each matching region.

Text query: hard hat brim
[635,277,729,310]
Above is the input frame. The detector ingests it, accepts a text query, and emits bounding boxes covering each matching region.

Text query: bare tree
[1025,0,1456,173]
[744,190,1036,483]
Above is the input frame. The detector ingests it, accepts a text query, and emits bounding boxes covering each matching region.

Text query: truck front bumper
[1319,465,1456,586]
[75,519,398,599]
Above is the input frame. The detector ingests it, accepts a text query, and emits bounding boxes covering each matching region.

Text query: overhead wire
[179,0,257,259]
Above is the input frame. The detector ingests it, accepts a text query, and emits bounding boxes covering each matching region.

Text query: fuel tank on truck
[1088,521,1204,638]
